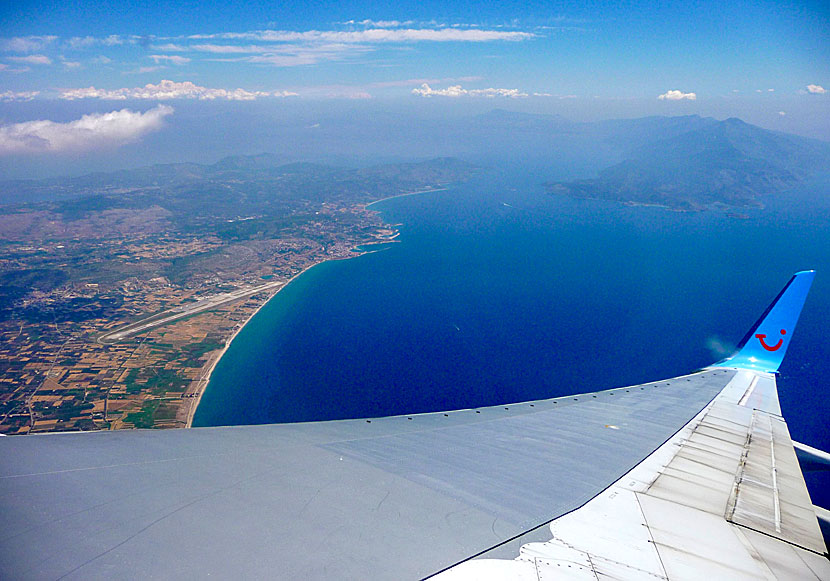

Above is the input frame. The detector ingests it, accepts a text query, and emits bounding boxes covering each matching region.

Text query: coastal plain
[0,156,476,434]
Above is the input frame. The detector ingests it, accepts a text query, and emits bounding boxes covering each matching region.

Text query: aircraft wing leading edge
[0,272,827,579]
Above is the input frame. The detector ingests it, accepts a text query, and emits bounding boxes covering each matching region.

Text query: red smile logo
[756,329,786,352]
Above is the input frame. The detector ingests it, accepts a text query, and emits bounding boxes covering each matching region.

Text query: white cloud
[323,90,373,99]
[657,89,697,101]
[778,111,786,116]
[0,63,30,73]
[192,43,270,53]
[150,54,191,65]
[412,83,528,98]
[0,90,39,102]
[0,36,57,52]
[470,87,529,98]
[68,35,129,49]
[340,19,420,28]
[66,36,97,49]
[204,43,370,67]
[807,84,826,94]
[190,28,534,43]
[7,54,52,65]
[412,84,467,97]
[15,26,535,73]
[150,43,189,52]
[92,55,112,64]
[118,28,526,72]
[61,59,82,69]
[102,35,128,46]
[0,105,173,154]
[60,79,277,101]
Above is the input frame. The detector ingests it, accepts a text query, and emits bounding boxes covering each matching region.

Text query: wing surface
[1,272,825,579]
[1,372,730,579]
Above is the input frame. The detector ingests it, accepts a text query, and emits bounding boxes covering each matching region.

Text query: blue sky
[0,0,827,172]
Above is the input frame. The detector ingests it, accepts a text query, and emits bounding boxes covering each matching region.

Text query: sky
[0,0,828,177]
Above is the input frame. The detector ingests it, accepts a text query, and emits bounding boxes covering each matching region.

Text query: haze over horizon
[1,0,828,179]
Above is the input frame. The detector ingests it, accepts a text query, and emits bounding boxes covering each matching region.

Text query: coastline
[187,184,451,428]
[184,261,330,427]
[365,186,447,208]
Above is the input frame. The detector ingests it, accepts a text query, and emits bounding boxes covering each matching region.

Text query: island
[546,117,830,211]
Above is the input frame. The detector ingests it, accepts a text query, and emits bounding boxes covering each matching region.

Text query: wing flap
[727,408,826,553]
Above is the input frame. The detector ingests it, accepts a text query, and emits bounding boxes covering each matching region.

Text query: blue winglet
[714,270,815,373]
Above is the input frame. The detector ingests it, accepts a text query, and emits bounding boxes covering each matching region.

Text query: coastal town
[0,156,475,434]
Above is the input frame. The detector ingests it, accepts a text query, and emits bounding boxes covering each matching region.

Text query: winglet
[714,270,815,373]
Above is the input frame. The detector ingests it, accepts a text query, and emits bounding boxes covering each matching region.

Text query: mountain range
[3,112,828,211]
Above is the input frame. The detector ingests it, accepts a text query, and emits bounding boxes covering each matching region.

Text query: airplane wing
[1,271,827,579]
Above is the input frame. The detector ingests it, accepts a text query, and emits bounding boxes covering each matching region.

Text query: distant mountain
[3,113,827,211]
[209,153,291,171]
[0,156,475,207]
[548,117,830,210]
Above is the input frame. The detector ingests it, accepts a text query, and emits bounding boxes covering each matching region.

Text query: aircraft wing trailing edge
[1,271,828,579]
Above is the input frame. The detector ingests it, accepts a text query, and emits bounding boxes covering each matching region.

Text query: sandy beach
[183,262,328,427]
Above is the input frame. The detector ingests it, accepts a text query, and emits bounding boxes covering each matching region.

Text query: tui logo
[756,329,786,352]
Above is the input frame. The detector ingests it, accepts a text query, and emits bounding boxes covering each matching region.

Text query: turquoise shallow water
[194,166,830,505]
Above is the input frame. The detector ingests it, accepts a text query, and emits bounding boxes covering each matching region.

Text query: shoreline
[365,186,447,208]
[184,261,330,427]
[187,184,451,428]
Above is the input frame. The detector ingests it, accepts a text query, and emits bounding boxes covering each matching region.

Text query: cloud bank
[7,54,52,65]
[0,105,173,154]
[412,83,528,98]
[1,25,536,73]
[807,84,826,94]
[658,89,697,101]
[0,36,57,52]
[149,55,191,65]
[190,28,534,43]
[59,79,292,101]
[0,90,40,102]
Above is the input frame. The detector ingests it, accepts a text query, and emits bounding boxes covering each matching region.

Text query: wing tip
[714,270,815,373]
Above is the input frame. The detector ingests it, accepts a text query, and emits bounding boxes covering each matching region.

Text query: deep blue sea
[194,166,830,506]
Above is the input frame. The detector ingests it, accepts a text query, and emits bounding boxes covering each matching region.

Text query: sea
[193,165,830,506]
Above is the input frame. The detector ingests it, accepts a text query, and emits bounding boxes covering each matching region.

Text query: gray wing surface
[1,370,731,579]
